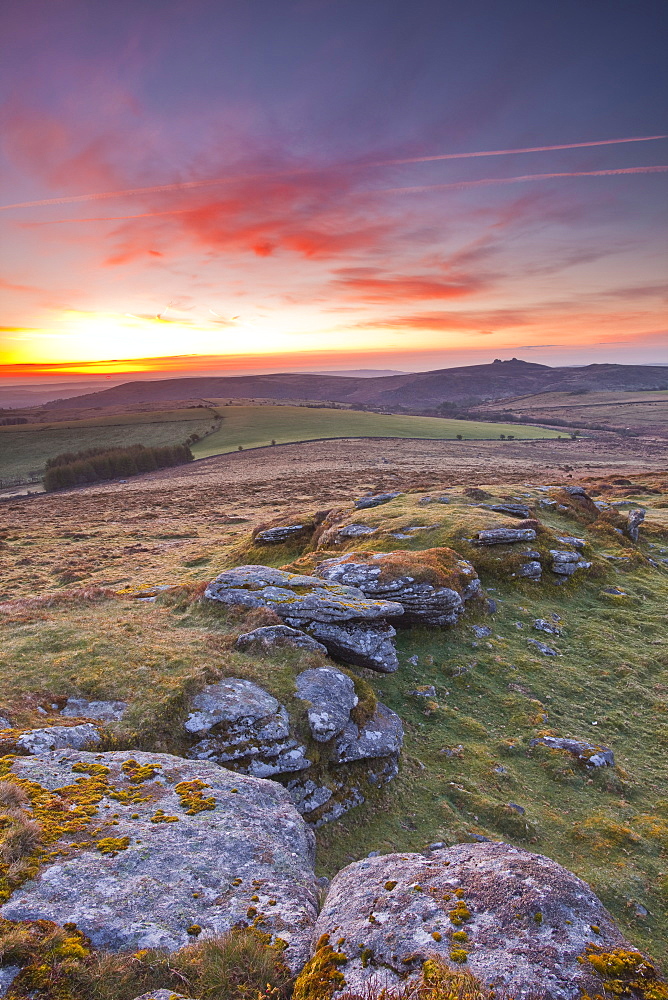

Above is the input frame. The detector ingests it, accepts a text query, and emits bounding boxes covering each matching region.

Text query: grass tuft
[0,919,292,1000]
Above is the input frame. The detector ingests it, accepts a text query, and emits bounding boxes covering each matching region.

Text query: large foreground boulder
[205,566,403,672]
[311,842,639,998]
[311,548,480,626]
[0,750,318,970]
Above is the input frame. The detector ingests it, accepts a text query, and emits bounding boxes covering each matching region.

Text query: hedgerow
[43,443,193,491]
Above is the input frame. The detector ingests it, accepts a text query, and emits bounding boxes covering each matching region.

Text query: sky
[1,0,667,380]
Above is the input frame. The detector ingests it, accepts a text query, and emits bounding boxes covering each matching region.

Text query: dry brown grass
[0,586,115,622]
[0,920,293,1000]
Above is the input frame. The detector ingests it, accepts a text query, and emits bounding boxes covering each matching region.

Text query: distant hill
[308,369,409,377]
[44,359,668,411]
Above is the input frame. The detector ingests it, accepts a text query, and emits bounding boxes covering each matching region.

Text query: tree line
[43,443,193,491]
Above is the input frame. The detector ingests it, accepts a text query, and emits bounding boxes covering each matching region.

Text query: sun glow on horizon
[1,310,452,373]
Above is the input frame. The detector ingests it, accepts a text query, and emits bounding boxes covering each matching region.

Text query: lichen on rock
[311,841,646,998]
[204,565,403,672]
[0,750,319,970]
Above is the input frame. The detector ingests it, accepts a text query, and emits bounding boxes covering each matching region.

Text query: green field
[0,408,219,484]
[191,404,562,459]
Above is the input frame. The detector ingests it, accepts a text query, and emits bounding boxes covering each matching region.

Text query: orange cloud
[330,266,486,302]
[358,309,531,331]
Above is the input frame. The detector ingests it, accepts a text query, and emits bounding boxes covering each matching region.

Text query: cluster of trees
[0,415,29,425]
[43,443,193,491]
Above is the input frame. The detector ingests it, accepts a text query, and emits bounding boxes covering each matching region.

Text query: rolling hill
[44,359,668,411]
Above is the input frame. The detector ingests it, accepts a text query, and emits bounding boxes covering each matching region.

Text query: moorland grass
[475,389,668,437]
[0,921,293,1000]
[0,481,666,969]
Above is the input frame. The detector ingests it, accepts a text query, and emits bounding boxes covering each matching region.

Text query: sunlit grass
[191,405,562,459]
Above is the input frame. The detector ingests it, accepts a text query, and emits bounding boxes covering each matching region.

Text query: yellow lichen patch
[150,809,179,824]
[96,835,130,856]
[581,946,668,999]
[121,759,162,783]
[0,767,115,902]
[108,786,152,805]
[70,762,110,777]
[292,933,347,1000]
[175,778,216,815]
[448,899,472,926]
[384,879,398,891]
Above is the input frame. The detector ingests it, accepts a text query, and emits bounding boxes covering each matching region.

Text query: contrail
[23,208,194,225]
[381,164,668,194]
[366,134,667,167]
[19,163,668,224]
[0,134,665,212]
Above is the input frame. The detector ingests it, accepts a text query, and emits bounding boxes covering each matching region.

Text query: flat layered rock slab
[204,565,403,623]
[1,751,318,970]
[253,524,310,543]
[312,547,480,626]
[354,492,402,509]
[184,678,282,736]
[333,703,403,764]
[312,842,635,998]
[476,527,537,544]
[205,565,402,672]
[15,723,101,754]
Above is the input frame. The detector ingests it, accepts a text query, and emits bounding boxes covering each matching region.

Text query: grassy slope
[0,408,218,481]
[191,405,562,458]
[476,390,668,435]
[308,492,668,963]
[0,480,666,965]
